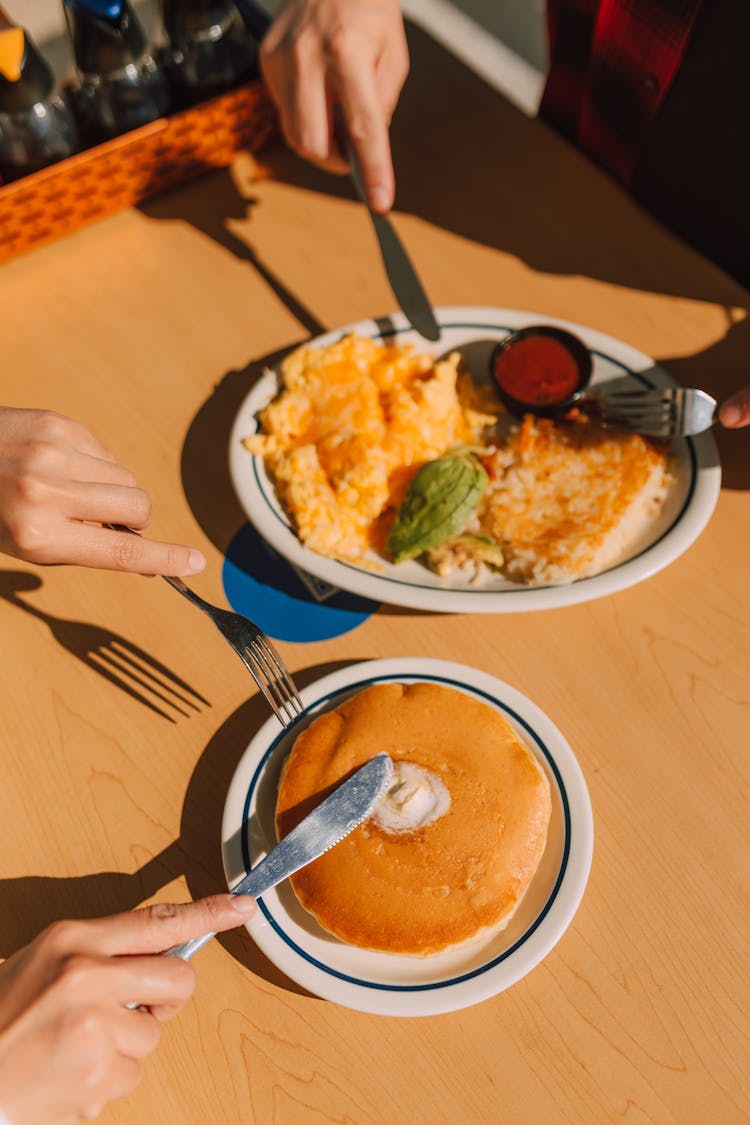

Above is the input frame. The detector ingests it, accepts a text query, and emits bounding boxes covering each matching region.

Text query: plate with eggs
[221,657,594,1017]
[228,307,720,613]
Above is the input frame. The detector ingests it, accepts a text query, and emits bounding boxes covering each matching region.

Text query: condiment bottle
[0,16,78,181]
[63,0,170,143]
[160,0,257,109]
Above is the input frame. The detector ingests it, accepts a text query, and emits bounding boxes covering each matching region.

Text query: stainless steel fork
[587,386,717,438]
[105,525,303,726]
[163,576,303,727]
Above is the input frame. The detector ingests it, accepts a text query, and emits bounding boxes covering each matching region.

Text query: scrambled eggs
[244,334,498,564]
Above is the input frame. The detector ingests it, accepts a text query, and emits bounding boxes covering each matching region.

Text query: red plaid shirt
[540,0,705,186]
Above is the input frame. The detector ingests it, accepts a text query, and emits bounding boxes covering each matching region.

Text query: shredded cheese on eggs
[244,334,497,564]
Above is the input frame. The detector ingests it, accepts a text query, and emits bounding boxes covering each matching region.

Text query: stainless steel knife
[347,144,441,341]
[234,0,440,341]
[166,752,394,962]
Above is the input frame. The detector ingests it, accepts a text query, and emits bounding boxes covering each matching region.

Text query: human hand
[260,0,409,213]
[0,407,206,575]
[718,386,750,428]
[0,895,256,1125]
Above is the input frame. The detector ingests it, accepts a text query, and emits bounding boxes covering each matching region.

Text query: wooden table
[1,23,748,1125]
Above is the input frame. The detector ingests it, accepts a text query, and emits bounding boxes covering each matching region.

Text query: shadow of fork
[0,570,210,722]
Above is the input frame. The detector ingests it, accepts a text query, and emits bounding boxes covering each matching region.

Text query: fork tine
[601,387,674,402]
[247,643,303,720]
[252,634,304,711]
[599,416,672,438]
[599,394,675,417]
[156,568,303,728]
[231,644,288,725]
[591,384,718,438]
[601,405,671,419]
[602,407,674,425]
[598,399,672,420]
[247,638,303,725]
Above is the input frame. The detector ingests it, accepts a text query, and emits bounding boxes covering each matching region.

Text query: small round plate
[222,658,594,1017]
[228,306,721,614]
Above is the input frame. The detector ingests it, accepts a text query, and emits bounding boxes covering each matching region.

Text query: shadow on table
[144,21,749,491]
[0,569,209,722]
[0,660,352,1000]
[140,167,326,342]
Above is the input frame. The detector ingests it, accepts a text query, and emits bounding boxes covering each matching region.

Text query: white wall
[403,0,545,114]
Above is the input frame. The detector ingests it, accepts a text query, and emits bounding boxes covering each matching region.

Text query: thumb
[83,895,257,956]
[719,385,750,428]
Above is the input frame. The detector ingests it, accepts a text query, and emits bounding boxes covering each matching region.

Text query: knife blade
[347,145,441,342]
[234,0,440,341]
[166,752,394,962]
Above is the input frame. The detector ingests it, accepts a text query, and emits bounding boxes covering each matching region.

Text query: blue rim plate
[221,658,594,1017]
[228,307,721,614]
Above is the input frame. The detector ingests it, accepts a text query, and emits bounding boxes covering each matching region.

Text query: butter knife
[346,143,441,341]
[234,0,440,341]
[166,752,394,962]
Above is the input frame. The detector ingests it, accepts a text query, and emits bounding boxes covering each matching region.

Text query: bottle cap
[0,26,24,80]
[64,0,148,75]
[0,29,55,111]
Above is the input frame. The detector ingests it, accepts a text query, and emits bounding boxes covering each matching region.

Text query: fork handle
[102,524,217,615]
[161,573,215,616]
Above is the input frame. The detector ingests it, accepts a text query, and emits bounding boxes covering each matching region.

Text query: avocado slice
[387,451,488,563]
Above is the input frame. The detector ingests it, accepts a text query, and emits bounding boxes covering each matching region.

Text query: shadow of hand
[0,843,182,956]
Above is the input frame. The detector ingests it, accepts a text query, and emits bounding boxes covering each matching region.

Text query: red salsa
[492,335,582,407]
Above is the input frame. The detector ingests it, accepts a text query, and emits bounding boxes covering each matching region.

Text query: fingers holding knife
[258,0,409,213]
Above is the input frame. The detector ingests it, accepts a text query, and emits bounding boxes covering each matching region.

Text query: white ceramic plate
[221,658,594,1017]
[228,307,720,613]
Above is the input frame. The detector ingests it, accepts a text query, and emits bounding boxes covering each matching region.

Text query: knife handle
[124,754,393,1009]
[163,929,218,962]
[163,870,265,963]
[122,931,215,1005]
[123,887,248,1004]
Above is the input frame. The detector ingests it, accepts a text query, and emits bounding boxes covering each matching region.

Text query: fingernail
[370,185,391,213]
[230,894,256,917]
[720,404,741,427]
[187,549,206,573]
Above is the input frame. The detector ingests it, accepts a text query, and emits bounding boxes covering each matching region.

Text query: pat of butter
[371,760,450,834]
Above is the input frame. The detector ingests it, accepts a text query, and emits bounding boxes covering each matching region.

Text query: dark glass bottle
[0,24,78,182]
[63,0,170,144]
[160,0,257,109]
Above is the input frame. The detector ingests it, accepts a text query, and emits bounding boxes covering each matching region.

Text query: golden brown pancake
[275,681,552,956]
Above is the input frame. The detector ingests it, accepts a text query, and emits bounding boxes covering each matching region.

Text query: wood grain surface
[0,22,747,1125]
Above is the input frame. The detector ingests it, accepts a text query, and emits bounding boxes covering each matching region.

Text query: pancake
[275,681,552,956]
